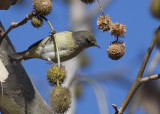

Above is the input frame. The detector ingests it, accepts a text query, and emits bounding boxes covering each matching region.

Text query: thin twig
[0,11,34,45]
[137,39,157,79]
[40,16,56,34]
[140,74,160,83]
[90,0,111,19]
[112,104,119,113]
[112,25,160,114]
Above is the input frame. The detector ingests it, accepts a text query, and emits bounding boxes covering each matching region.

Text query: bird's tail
[9,51,27,62]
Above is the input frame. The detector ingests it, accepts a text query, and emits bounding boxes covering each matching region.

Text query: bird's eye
[86,39,91,44]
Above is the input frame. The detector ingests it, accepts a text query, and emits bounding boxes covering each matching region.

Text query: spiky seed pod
[33,0,52,16]
[47,65,66,86]
[81,0,95,4]
[107,41,125,60]
[31,17,43,28]
[97,16,112,31]
[50,87,71,113]
[150,0,160,19]
[110,23,126,37]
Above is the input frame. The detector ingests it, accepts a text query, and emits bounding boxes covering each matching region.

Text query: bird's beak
[95,43,101,48]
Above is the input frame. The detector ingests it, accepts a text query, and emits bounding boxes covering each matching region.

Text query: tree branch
[0,11,34,45]
[113,25,160,114]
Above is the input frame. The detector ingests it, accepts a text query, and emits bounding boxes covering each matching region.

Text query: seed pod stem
[97,0,105,17]
[57,80,60,87]
[40,16,60,67]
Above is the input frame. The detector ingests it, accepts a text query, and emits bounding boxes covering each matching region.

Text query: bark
[0,0,19,10]
[0,21,53,114]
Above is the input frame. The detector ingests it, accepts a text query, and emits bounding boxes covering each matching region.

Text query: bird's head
[72,31,100,49]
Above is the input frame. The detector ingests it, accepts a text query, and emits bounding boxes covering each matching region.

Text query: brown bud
[31,17,43,28]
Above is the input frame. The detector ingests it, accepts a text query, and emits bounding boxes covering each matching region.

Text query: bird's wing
[39,36,52,46]
[27,36,51,50]
[28,39,43,50]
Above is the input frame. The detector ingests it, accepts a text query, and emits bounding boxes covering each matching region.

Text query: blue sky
[0,0,160,114]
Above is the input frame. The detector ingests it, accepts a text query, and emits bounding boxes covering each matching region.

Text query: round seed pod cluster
[81,0,127,60]
[110,23,126,38]
[50,87,71,113]
[81,0,95,4]
[97,16,126,60]
[97,16,112,32]
[47,65,66,86]
[31,16,43,28]
[33,0,52,16]
[107,41,125,60]
[97,15,126,38]
[47,65,71,113]
[150,0,160,19]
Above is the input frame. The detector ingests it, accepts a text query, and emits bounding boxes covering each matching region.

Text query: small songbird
[10,31,100,63]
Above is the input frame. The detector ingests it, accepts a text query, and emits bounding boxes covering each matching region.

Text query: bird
[10,31,100,63]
